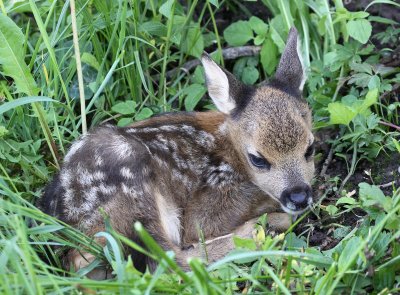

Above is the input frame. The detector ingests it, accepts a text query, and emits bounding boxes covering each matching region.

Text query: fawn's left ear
[201,54,251,115]
[201,54,234,114]
[273,27,306,94]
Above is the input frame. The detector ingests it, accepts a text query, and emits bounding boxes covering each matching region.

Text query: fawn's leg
[178,212,291,267]
[66,236,113,280]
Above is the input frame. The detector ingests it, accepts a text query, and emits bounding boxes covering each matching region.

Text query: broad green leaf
[242,66,259,85]
[139,21,167,37]
[328,102,357,125]
[325,205,338,216]
[0,14,38,95]
[183,84,206,111]
[346,19,372,44]
[117,117,133,127]
[159,0,175,19]
[248,16,268,36]
[260,36,278,75]
[233,236,256,250]
[0,126,8,138]
[224,21,253,46]
[135,107,154,121]
[181,24,204,58]
[338,237,361,272]
[81,52,100,71]
[336,197,356,205]
[254,35,265,45]
[111,101,137,115]
[208,0,219,7]
[358,88,378,113]
[368,75,380,90]
[269,26,286,52]
[359,183,392,212]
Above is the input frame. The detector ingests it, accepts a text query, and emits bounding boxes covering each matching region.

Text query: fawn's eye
[305,142,315,160]
[248,153,271,169]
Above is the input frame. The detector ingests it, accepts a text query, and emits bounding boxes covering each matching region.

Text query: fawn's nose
[280,184,312,213]
[289,191,307,204]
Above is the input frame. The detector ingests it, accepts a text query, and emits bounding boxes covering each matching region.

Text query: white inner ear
[201,57,235,114]
[296,35,307,91]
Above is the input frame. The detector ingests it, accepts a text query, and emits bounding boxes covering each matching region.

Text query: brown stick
[164,46,261,79]
[379,120,400,132]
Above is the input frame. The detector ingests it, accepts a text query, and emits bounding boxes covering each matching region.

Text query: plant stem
[70,0,87,134]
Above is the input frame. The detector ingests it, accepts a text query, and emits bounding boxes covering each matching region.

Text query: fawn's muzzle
[280,184,312,213]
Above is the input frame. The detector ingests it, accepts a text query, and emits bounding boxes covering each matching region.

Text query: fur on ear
[201,54,235,114]
[273,27,306,94]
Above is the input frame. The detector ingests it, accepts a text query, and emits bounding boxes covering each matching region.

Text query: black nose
[289,191,307,204]
[281,185,312,211]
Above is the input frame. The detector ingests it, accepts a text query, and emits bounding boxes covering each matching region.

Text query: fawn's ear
[201,54,250,115]
[201,54,234,114]
[273,27,306,93]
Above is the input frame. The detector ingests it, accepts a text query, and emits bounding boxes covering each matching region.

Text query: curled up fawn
[39,27,315,279]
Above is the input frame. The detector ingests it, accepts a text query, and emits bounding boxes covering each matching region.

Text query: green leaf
[0,96,55,115]
[242,66,259,85]
[181,24,204,58]
[117,117,133,127]
[233,236,256,250]
[208,0,219,7]
[111,101,137,115]
[338,237,361,272]
[248,16,268,36]
[135,107,154,121]
[336,197,356,205]
[346,19,372,44]
[81,52,100,71]
[0,14,38,95]
[325,205,338,216]
[328,102,357,125]
[159,0,175,19]
[260,37,278,75]
[359,88,378,113]
[183,84,206,111]
[224,21,253,46]
[139,21,167,37]
[359,183,392,212]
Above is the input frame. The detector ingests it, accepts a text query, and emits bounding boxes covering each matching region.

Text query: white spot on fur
[94,150,103,166]
[60,169,72,188]
[99,183,117,195]
[77,168,105,186]
[65,138,86,162]
[120,167,134,179]
[155,191,181,246]
[111,135,133,159]
[121,183,136,196]
[82,187,99,212]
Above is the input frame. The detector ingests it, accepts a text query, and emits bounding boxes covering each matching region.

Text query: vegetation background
[0,0,400,294]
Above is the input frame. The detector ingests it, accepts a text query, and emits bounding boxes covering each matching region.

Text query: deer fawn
[40,27,315,279]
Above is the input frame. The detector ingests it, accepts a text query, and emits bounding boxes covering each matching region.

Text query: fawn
[40,27,315,279]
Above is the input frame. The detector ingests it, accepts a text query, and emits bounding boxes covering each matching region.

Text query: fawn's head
[201,28,314,215]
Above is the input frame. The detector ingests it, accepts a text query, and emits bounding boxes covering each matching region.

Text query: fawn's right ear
[273,27,306,94]
[201,54,250,115]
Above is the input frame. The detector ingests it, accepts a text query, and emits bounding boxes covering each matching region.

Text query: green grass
[1,0,400,294]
